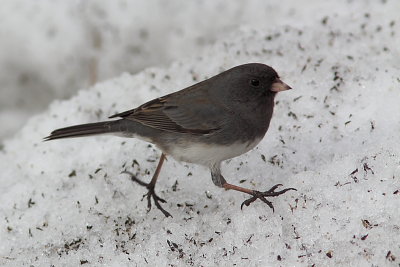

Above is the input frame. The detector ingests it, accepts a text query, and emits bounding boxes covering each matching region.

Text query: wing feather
[108,86,229,135]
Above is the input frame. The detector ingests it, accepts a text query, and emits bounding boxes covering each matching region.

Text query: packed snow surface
[0,0,399,266]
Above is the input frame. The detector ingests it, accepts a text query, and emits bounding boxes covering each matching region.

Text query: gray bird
[45,63,295,217]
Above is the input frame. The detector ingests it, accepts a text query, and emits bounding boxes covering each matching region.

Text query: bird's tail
[44,120,122,141]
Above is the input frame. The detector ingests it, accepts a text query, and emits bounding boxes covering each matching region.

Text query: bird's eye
[250,79,260,87]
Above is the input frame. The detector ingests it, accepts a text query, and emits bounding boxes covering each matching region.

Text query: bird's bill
[271,78,292,92]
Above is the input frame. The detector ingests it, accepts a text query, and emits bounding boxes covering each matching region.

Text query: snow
[1,0,400,266]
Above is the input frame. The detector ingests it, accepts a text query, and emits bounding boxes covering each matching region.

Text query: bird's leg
[122,153,172,217]
[211,164,296,212]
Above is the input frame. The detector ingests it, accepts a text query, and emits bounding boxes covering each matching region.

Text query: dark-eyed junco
[45,63,295,217]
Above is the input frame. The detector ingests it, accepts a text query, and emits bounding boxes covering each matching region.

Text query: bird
[45,63,296,217]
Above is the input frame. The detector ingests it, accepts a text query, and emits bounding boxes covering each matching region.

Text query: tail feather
[44,121,119,141]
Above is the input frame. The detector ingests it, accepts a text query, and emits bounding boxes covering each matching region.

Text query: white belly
[168,137,263,167]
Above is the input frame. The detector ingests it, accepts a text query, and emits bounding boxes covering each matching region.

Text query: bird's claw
[142,187,172,218]
[122,171,172,218]
[240,184,297,211]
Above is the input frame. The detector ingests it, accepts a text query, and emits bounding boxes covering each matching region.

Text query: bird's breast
[165,136,263,167]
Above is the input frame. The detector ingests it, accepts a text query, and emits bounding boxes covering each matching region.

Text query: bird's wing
[109,87,230,135]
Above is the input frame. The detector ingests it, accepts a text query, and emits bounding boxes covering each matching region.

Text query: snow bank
[0,0,399,266]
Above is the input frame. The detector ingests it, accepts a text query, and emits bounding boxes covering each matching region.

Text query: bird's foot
[122,171,172,218]
[141,186,172,218]
[240,184,296,212]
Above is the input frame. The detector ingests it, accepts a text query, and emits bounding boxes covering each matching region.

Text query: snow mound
[0,1,399,266]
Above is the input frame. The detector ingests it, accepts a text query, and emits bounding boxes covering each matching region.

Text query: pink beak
[271,78,292,92]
